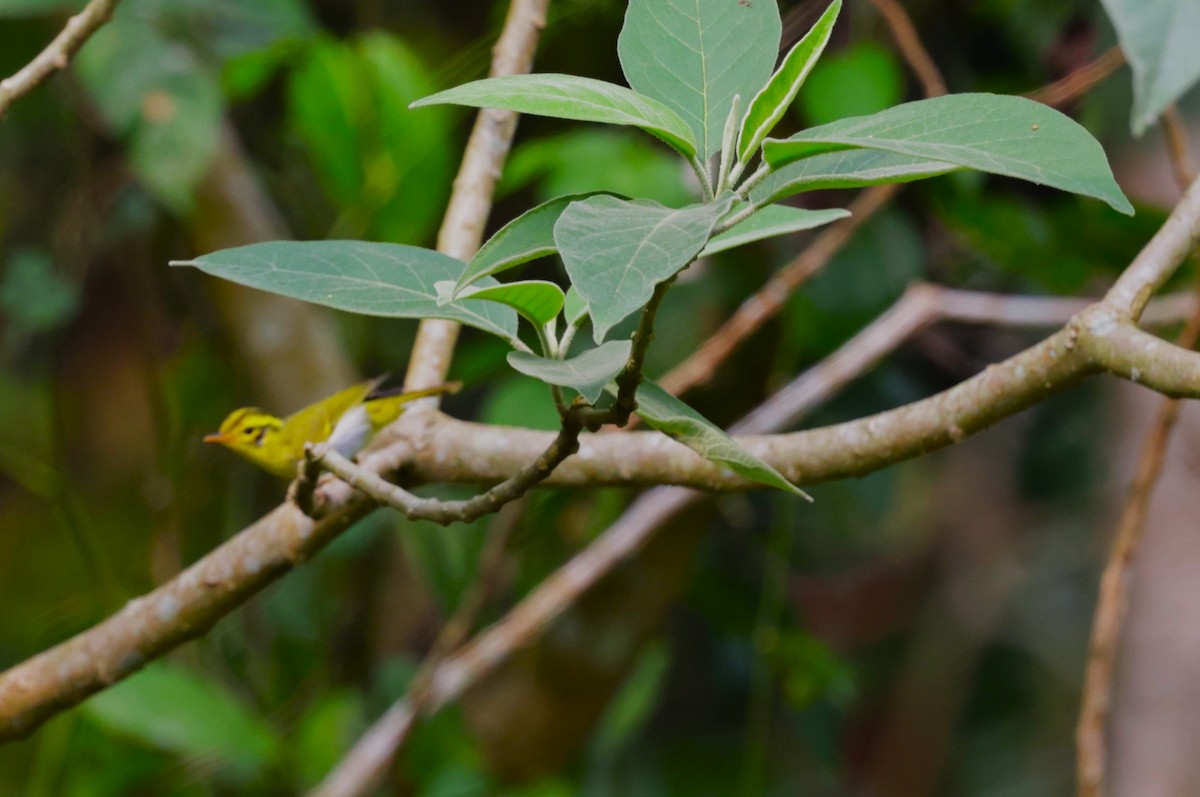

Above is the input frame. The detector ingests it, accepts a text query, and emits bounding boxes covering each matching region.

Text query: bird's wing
[281,378,381,445]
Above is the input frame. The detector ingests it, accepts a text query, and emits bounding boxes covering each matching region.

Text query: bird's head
[204,407,293,476]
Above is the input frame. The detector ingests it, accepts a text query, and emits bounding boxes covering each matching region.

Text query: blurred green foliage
[0,0,1195,794]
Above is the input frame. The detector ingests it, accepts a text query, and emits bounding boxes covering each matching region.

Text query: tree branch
[1105,171,1200,318]
[1076,108,1199,797]
[0,0,122,116]
[1026,46,1126,109]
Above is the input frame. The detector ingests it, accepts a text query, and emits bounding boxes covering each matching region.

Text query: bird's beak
[203,433,231,444]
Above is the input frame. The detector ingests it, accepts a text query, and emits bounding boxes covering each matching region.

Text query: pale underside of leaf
[507,340,632,404]
[617,380,810,499]
[555,194,734,343]
[737,0,841,163]
[1100,0,1200,135]
[701,205,850,257]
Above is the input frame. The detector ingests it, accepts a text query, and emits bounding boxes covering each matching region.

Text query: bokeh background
[0,0,1196,794]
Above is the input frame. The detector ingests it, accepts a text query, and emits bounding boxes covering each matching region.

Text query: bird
[203,378,462,477]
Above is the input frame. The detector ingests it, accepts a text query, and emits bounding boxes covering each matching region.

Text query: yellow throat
[204,379,462,478]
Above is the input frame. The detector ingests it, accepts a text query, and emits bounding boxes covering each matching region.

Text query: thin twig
[1076,108,1198,797]
[1105,170,1200,319]
[1026,46,1126,109]
[0,0,122,116]
[307,410,581,526]
[868,0,947,97]
[1162,107,1198,187]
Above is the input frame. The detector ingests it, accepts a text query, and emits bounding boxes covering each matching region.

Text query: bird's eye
[243,427,254,435]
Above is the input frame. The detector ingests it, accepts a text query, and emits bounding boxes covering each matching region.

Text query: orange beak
[203,433,232,444]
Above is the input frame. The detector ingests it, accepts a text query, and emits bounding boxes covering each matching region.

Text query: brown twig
[306,410,581,525]
[1026,46,1126,109]
[867,0,947,98]
[1162,107,1198,187]
[0,0,122,117]
[1076,108,1198,797]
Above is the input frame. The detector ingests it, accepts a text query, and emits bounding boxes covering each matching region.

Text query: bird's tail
[364,381,463,428]
[367,380,463,402]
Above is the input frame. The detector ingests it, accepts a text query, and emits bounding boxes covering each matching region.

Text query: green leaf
[437,279,564,326]
[82,662,278,781]
[360,33,455,244]
[701,205,850,257]
[288,34,453,244]
[0,0,77,15]
[564,285,589,326]
[751,150,958,205]
[555,194,733,343]
[1101,0,1200,135]
[0,249,81,334]
[507,340,632,403]
[590,642,671,758]
[798,41,904,126]
[763,94,1133,215]
[625,381,810,498]
[737,0,841,162]
[287,38,367,204]
[412,74,698,158]
[481,376,561,431]
[619,0,781,158]
[76,15,222,212]
[173,241,519,343]
[500,130,695,208]
[455,194,604,295]
[292,691,365,790]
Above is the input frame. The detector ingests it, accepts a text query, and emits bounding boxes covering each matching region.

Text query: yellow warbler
[204,378,461,477]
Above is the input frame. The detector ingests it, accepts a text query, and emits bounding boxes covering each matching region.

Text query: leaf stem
[536,319,559,358]
[558,316,583,356]
[690,155,716,201]
[734,162,771,200]
[306,411,582,525]
[715,95,742,196]
[713,202,761,236]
